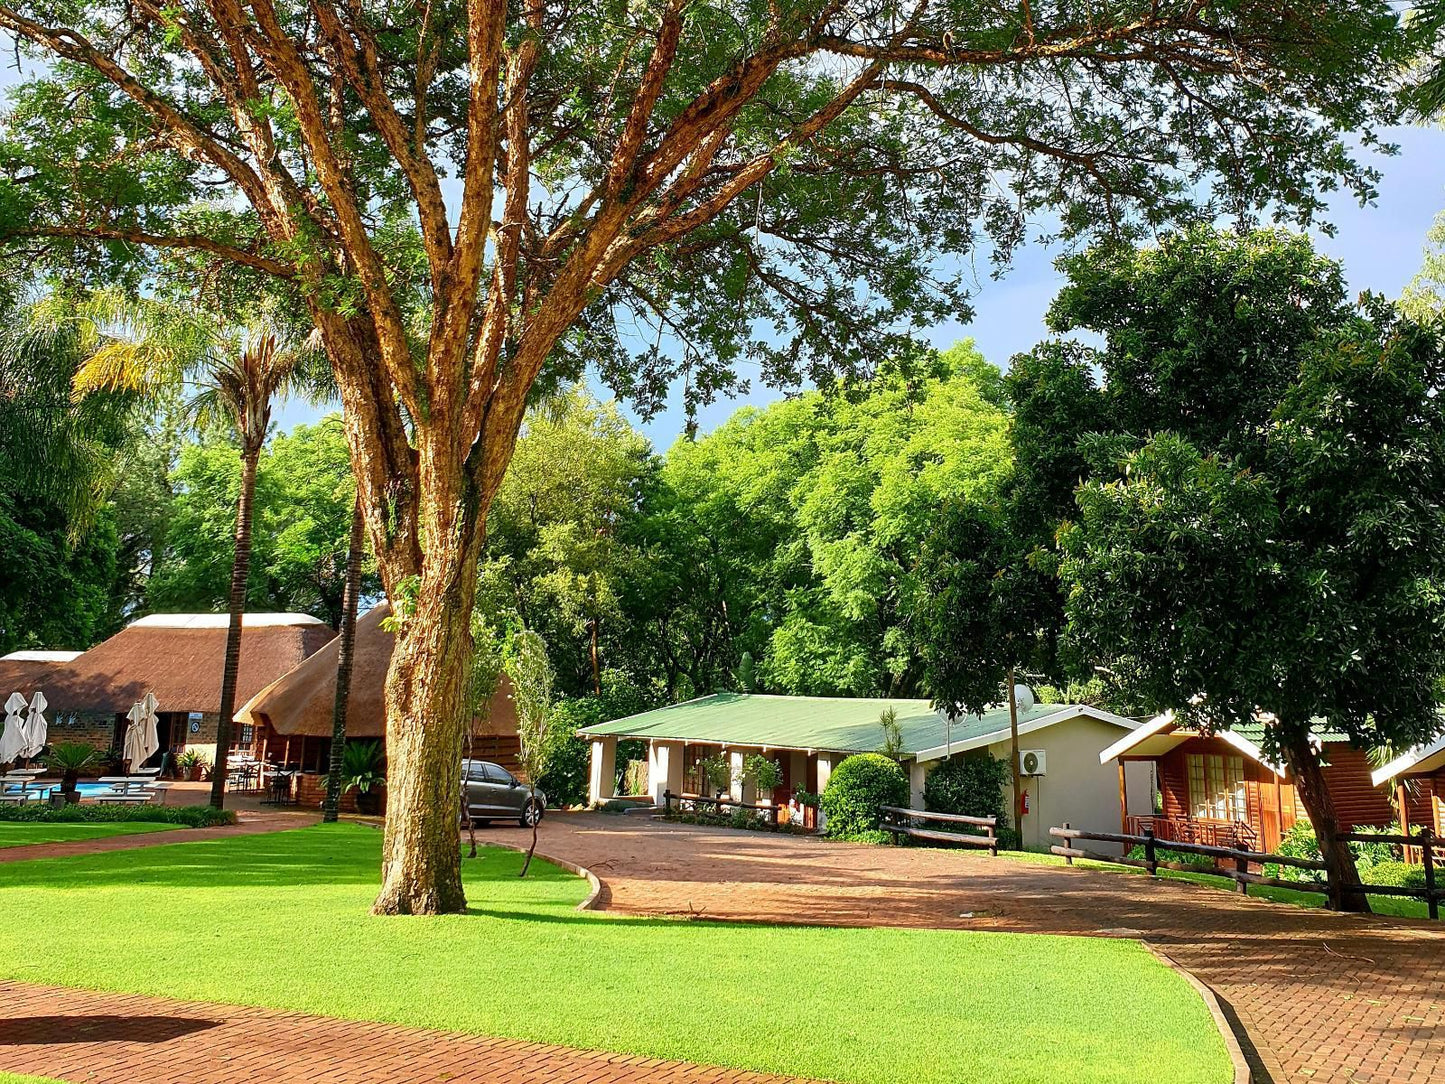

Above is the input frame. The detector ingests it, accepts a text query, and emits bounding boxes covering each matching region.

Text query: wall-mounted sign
[188,711,203,734]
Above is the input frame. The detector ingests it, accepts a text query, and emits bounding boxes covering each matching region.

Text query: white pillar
[908,758,928,810]
[728,749,746,803]
[815,753,838,831]
[588,737,617,806]
[649,741,683,807]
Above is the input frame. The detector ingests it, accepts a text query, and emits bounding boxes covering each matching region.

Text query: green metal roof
[576,692,1109,758]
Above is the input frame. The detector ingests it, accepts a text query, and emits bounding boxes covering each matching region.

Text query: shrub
[1266,821,1409,884]
[923,753,1010,830]
[340,740,385,794]
[1126,845,1216,871]
[820,753,909,841]
[696,753,733,796]
[0,804,236,827]
[742,754,782,797]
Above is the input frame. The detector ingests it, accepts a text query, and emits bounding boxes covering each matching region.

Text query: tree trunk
[208,445,261,810]
[1279,727,1369,913]
[589,617,602,695]
[372,545,480,915]
[324,494,366,824]
[1007,671,1023,851]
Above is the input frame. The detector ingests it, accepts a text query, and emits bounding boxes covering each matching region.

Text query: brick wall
[44,710,119,753]
[294,772,386,815]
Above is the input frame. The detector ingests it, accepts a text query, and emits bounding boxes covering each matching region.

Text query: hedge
[0,804,237,827]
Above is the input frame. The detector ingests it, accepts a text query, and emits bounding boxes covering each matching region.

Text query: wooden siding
[1150,736,1389,852]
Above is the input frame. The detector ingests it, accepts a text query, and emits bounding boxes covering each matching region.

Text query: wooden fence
[662,790,781,826]
[1049,823,1444,919]
[881,806,998,857]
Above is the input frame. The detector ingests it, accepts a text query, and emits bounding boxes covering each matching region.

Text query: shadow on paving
[1,1014,221,1044]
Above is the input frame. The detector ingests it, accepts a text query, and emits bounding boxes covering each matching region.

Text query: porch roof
[1098,712,1350,775]
[578,692,1136,761]
[1371,731,1445,786]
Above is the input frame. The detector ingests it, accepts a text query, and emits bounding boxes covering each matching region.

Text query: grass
[0,1074,68,1084]
[0,824,1230,1084]
[997,848,1432,919]
[0,822,179,849]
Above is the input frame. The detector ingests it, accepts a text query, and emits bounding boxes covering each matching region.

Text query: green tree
[0,0,1411,913]
[506,629,555,876]
[72,303,318,809]
[1053,231,1445,911]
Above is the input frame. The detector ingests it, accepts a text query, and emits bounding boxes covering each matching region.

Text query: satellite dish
[1013,684,1035,713]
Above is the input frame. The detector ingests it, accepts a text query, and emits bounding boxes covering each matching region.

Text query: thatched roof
[0,651,83,702]
[235,602,519,740]
[35,613,335,715]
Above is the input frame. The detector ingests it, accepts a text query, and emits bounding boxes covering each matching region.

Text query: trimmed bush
[923,753,1010,829]
[0,803,236,827]
[820,753,909,841]
[1266,821,1411,884]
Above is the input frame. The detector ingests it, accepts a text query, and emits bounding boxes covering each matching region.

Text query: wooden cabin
[1372,730,1445,841]
[1099,713,1393,853]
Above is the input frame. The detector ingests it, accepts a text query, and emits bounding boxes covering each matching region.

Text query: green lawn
[0,822,179,849]
[0,1074,67,1084]
[998,848,1432,919]
[0,824,1230,1084]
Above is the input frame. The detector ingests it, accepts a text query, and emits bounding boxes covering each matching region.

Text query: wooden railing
[1050,823,1445,918]
[1124,814,1257,850]
[880,806,998,857]
[662,790,781,826]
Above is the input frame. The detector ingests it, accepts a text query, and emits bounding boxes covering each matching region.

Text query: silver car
[461,759,545,827]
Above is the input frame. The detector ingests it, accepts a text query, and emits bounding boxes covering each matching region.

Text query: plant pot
[189,767,204,782]
[355,790,382,816]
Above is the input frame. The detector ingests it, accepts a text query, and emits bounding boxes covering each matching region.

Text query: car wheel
[520,800,543,828]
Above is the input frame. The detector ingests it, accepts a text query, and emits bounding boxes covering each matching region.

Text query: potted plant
[697,753,733,810]
[342,740,386,815]
[741,753,783,817]
[44,742,102,803]
[174,748,206,782]
[790,786,820,831]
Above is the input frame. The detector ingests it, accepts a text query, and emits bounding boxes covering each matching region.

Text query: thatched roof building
[38,613,335,715]
[0,650,83,701]
[236,602,518,742]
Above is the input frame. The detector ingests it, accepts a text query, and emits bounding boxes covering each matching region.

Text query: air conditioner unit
[1020,749,1047,776]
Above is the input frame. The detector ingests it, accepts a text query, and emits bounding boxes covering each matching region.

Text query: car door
[463,761,504,818]
[483,762,522,816]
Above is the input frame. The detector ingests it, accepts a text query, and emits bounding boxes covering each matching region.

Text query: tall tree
[72,305,316,808]
[0,0,1410,913]
[1051,230,1445,911]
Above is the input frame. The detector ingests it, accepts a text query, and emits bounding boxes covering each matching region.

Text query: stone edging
[1144,945,1251,1084]
[490,842,604,911]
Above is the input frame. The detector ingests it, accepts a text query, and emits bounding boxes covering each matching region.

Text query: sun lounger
[91,776,170,805]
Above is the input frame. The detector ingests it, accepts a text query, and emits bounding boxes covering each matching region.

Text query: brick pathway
[0,982,819,1084]
[487,815,1445,1084]
[0,810,316,864]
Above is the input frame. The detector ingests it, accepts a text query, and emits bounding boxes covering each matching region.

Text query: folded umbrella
[21,691,48,759]
[0,692,27,765]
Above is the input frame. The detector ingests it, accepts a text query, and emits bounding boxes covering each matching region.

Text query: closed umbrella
[123,694,160,771]
[0,693,27,765]
[21,691,48,759]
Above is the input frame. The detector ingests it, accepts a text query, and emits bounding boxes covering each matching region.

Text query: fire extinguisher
[1021,789,1031,816]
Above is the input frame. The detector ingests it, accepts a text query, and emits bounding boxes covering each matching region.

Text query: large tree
[1051,231,1445,911]
[0,0,1410,913]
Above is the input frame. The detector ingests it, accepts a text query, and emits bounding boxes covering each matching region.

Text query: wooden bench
[880,806,999,857]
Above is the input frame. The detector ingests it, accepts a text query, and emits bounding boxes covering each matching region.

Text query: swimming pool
[1,781,145,800]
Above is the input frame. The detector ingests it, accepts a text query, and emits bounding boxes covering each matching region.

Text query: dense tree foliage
[149,418,377,626]
[1049,228,1445,910]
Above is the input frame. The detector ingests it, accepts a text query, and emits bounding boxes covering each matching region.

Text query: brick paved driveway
[491,814,1445,1084]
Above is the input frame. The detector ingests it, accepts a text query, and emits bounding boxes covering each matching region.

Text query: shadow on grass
[0,1015,220,1045]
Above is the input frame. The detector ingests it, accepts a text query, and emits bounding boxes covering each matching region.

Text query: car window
[484,763,513,785]
[464,762,489,782]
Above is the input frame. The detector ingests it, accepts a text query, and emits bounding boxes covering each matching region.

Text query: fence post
[664,790,674,814]
[1144,827,1157,877]
[1062,821,1072,866]
[1424,828,1438,921]
[988,820,998,859]
[1234,842,1249,895]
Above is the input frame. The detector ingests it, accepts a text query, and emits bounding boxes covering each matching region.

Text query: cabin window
[1187,753,1246,821]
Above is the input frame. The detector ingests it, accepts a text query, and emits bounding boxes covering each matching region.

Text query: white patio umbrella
[21,691,49,759]
[0,692,27,765]
[123,693,160,770]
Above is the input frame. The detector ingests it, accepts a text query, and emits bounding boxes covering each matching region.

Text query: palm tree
[71,296,319,809]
